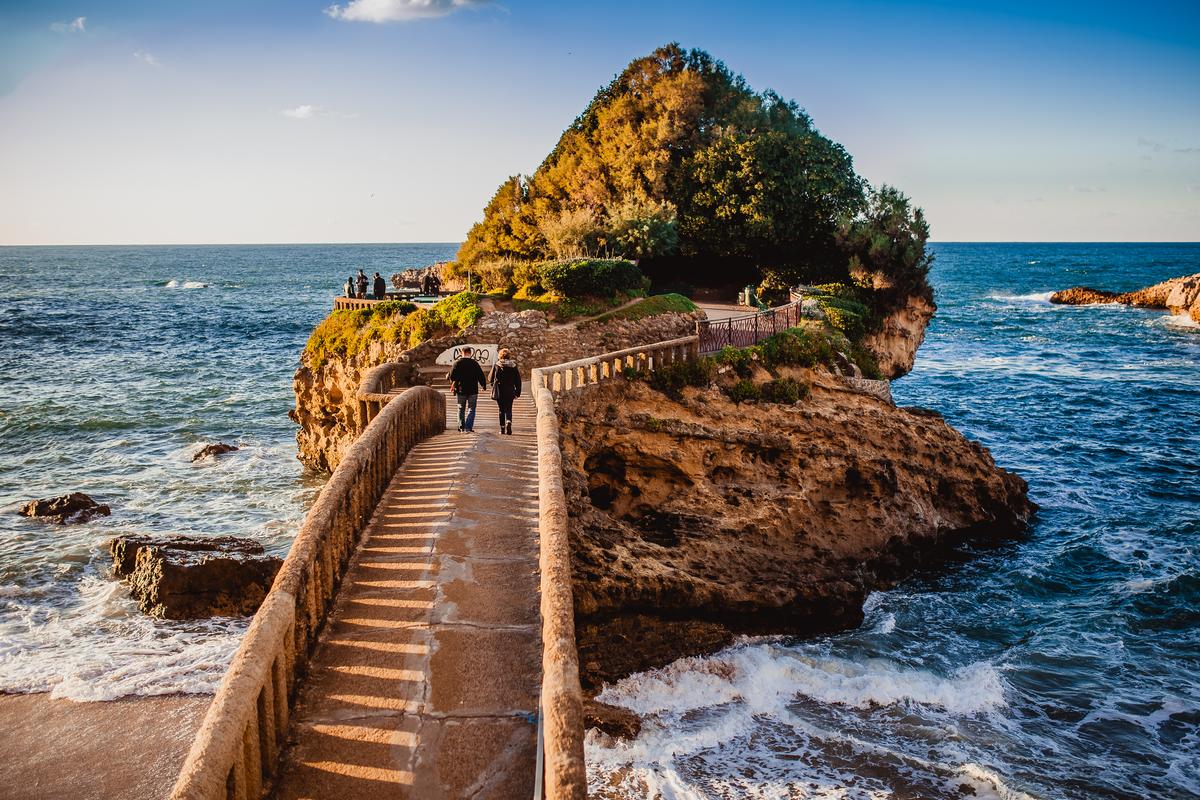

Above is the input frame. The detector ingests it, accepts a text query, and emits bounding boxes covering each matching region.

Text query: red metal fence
[697,299,806,353]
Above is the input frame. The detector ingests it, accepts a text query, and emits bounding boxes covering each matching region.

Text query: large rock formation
[556,372,1034,689]
[1051,273,1200,322]
[862,291,937,378]
[109,535,282,619]
[19,492,110,525]
[292,306,703,472]
[191,442,239,462]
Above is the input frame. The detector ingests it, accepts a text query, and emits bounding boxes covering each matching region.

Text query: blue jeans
[457,392,478,431]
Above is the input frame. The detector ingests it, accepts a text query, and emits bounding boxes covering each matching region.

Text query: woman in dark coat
[488,349,521,435]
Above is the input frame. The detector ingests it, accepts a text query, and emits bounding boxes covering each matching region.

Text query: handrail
[527,335,701,800]
[696,298,806,353]
[170,386,446,800]
[356,362,407,432]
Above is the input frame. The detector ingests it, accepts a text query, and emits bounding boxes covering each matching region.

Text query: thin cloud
[50,16,86,34]
[1070,185,1106,194]
[133,51,160,67]
[1138,137,1198,155]
[324,0,487,23]
[282,105,356,120]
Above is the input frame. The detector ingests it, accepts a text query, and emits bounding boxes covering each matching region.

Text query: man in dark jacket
[447,346,487,432]
[356,269,368,299]
[373,272,386,300]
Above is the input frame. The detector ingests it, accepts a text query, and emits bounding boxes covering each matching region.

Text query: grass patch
[588,293,696,324]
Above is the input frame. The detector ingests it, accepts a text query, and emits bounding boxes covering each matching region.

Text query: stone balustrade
[356,361,408,431]
[169,386,445,800]
[532,336,701,395]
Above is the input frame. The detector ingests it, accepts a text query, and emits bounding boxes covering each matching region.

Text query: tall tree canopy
[456,44,928,292]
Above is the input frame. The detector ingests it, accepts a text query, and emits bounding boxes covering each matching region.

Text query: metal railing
[696,299,806,353]
[169,386,445,800]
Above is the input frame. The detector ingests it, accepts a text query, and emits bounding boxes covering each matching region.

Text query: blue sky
[0,0,1197,244]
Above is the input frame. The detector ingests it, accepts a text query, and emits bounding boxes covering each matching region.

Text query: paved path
[274,390,541,799]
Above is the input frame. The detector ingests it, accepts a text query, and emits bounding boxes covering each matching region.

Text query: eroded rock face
[1051,273,1200,322]
[109,535,282,619]
[191,443,239,462]
[862,291,937,378]
[19,493,111,525]
[557,375,1035,689]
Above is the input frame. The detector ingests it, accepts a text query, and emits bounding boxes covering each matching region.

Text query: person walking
[344,275,356,298]
[488,349,521,435]
[373,272,386,300]
[356,269,368,299]
[447,346,487,433]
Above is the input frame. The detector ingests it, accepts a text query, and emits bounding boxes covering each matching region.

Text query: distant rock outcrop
[556,373,1035,689]
[109,535,281,619]
[1051,273,1200,322]
[191,443,239,462]
[19,492,111,525]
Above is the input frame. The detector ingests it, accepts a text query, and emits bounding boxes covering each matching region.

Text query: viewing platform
[333,292,451,311]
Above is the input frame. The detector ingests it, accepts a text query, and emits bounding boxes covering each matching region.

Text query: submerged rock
[109,535,282,619]
[19,492,111,525]
[1052,273,1200,322]
[584,699,642,740]
[191,442,239,462]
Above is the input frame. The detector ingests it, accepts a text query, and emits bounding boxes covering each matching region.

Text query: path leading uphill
[273,391,541,799]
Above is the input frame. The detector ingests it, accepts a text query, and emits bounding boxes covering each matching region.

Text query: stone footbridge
[170,292,874,799]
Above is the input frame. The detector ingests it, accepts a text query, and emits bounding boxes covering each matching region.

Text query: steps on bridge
[273,392,541,799]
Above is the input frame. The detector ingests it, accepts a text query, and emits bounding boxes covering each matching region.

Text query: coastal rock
[19,492,111,525]
[1051,273,1200,322]
[191,443,239,462]
[557,375,1035,689]
[583,699,642,740]
[109,535,282,619]
[862,291,937,378]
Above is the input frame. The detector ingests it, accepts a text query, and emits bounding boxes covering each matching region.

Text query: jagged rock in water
[584,699,642,740]
[1051,273,1200,322]
[191,442,239,462]
[19,492,111,525]
[109,535,282,619]
[557,375,1036,689]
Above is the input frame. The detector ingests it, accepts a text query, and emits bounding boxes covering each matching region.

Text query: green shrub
[433,291,483,330]
[512,261,545,295]
[647,358,714,400]
[760,377,808,405]
[373,299,418,317]
[850,342,883,379]
[397,308,439,348]
[540,258,645,298]
[817,295,869,341]
[712,345,757,378]
[725,379,761,403]
[759,327,835,369]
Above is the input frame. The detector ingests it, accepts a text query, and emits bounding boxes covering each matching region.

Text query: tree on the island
[454,43,929,296]
[837,185,933,298]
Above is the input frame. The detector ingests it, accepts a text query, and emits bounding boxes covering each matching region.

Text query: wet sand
[0,692,210,800]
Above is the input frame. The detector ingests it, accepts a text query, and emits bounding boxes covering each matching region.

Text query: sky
[0,0,1197,245]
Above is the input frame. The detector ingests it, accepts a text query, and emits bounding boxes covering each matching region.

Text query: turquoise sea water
[0,243,1196,798]
[588,244,1200,799]
[0,244,455,699]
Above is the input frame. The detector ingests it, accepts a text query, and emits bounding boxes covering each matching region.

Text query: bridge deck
[274,391,541,799]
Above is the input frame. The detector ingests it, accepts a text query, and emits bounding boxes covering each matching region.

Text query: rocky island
[1051,272,1200,322]
[291,44,1035,702]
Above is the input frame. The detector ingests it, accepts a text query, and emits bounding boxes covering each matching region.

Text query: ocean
[0,243,1196,798]
[0,243,456,700]
[586,243,1200,799]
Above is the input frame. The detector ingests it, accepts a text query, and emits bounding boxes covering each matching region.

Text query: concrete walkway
[274,391,541,799]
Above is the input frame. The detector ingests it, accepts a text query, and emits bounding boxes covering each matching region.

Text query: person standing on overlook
[344,275,355,298]
[372,272,386,300]
[356,269,368,299]
[488,349,521,435]
[447,347,487,433]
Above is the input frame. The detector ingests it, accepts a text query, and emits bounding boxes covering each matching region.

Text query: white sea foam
[0,574,246,700]
[1162,312,1199,330]
[986,291,1054,303]
[164,279,210,289]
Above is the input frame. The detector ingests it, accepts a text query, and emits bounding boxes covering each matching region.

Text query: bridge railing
[696,298,806,353]
[357,362,408,431]
[527,335,700,800]
[170,386,446,800]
